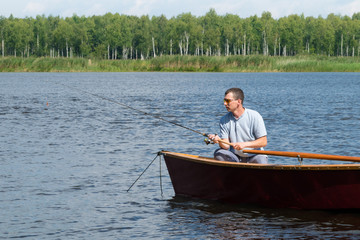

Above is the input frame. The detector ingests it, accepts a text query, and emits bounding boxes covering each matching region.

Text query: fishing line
[56,82,210,138]
[56,82,212,193]
[56,82,237,151]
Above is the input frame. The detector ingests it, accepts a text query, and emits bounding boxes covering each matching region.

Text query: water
[1,72,360,239]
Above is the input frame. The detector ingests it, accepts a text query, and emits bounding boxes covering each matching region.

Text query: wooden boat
[161,150,360,209]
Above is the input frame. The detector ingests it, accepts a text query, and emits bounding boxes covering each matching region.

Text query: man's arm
[208,134,230,150]
[209,135,267,150]
[218,138,231,150]
[233,136,267,150]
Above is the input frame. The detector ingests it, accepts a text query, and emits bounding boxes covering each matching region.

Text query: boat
[161,150,360,210]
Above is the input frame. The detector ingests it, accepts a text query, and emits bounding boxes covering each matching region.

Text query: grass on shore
[0,55,360,72]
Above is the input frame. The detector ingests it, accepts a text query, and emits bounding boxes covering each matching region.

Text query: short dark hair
[225,88,244,103]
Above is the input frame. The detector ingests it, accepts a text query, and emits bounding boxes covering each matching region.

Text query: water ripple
[0,72,359,239]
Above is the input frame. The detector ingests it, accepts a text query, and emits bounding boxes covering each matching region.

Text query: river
[1,72,360,239]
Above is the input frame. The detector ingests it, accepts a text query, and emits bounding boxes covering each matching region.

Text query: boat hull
[162,151,360,209]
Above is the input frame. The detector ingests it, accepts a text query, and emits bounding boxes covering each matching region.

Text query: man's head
[225,88,244,104]
[223,88,245,113]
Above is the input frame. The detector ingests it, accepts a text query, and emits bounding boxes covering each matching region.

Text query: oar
[214,138,360,163]
[242,149,360,162]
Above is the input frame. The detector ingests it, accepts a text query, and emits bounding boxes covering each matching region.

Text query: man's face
[223,92,240,112]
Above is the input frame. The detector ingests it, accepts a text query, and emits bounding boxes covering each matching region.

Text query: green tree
[327,14,343,56]
[260,12,277,56]
[0,11,359,58]
[33,15,50,56]
[201,9,221,56]
[173,13,199,55]
[53,19,74,57]
[278,14,305,56]
[47,15,61,57]
[151,14,168,56]
[69,14,91,58]
[341,16,358,56]
[312,17,335,55]
[133,15,151,59]
[0,16,7,57]
[221,14,243,56]
[6,17,33,57]
[304,16,317,54]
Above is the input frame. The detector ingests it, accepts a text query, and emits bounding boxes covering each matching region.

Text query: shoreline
[1,55,360,72]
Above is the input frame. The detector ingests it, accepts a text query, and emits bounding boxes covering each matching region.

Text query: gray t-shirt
[218,108,267,156]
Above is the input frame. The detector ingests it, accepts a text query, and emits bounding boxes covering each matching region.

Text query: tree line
[1,9,360,59]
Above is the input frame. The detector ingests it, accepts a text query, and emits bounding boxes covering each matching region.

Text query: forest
[1,9,360,60]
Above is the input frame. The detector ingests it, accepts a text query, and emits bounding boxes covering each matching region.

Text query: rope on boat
[127,152,163,193]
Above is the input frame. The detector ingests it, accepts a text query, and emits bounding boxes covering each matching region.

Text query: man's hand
[208,134,231,150]
[208,134,221,144]
[233,142,247,150]
[233,136,267,150]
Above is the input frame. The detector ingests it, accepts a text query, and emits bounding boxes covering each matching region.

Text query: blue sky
[1,0,359,19]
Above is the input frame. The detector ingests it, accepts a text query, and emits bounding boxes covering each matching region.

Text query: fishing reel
[204,138,215,145]
[204,134,217,145]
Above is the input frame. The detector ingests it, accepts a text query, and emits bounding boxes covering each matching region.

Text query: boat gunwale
[161,151,360,171]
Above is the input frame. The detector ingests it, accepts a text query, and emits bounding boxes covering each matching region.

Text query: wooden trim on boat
[160,151,360,171]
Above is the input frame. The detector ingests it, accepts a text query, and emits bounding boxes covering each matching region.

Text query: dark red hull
[162,151,360,209]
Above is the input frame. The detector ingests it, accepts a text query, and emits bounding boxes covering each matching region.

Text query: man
[208,88,268,164]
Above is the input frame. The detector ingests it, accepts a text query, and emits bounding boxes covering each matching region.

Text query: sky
[1,0,360,19]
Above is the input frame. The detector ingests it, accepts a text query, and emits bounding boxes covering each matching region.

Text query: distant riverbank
[1,55,360,72]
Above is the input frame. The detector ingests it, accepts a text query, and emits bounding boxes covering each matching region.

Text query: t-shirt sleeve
[253,112,267,138]
[218,116,229,139]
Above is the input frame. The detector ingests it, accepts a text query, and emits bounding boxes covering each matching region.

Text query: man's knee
[248,155,268,164]
[214,149,239,162]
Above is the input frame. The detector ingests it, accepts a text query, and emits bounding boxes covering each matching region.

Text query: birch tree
[133,15,151,59]
[0,17,6,57]
[222,14,241,56]
[151,15,168,56]
[202,9,221,56]
[261,12,276,56]
[6,18,32,57]
[1,11,360,58]
[53,19,74,57]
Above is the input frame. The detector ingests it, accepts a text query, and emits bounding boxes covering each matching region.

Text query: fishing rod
[57,82,210,138]
[56,82,360,163]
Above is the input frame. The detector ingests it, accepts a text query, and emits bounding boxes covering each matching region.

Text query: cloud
[338,0,360,17]
[4,0,360,18]
[84,4,107,16]
[21,0,110,17]
[125,0,157,16]
[205,0,360,18]
[23,1,46,15]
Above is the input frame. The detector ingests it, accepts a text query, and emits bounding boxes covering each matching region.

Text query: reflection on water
[0,72,359,239]
[166,197,360,239]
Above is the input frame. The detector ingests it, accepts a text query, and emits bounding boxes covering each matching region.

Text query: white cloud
[204,0,360,18]
[23,1,46,15]
[84,4,107,16]
[61,8,77,17]
[2,0,359,18]
[125,0,161,16]
[338,0,360,17]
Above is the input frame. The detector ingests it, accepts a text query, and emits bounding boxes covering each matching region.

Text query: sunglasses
[223,98,236,104]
